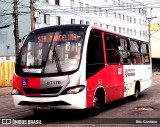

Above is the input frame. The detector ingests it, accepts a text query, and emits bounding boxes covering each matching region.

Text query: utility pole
[147,16,157,51]
[13,0,19,56]
[30,0,35,31]
[147,16,157,44]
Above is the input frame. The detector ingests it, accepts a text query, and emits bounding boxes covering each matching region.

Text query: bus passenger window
[131,53,141,64]
[130,40,141,64]
[107,50,119,64]
[118,37,131,64]
[104,34,119,64]
[141,54,150,63]
[119,51,131,64]
[140,42,150,64]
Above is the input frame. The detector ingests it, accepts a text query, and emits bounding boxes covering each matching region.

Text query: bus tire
[90,91,105,116]
[133,87,139,101]
[89,96,101,116]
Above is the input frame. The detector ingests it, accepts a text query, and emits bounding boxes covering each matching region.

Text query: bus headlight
[67,86,85,94]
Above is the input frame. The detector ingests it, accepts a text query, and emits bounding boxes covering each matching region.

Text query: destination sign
[37,33,77,43]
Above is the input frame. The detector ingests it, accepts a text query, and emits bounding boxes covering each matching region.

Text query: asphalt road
[1,75,160,127]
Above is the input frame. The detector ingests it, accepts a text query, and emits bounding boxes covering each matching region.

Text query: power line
[0,23,13,29]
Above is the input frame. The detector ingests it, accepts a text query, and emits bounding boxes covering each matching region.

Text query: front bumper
[12,88,86,109]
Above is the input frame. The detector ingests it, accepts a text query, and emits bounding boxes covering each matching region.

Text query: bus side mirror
[22,35,28,44]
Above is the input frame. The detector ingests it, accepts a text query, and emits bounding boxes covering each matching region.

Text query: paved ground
[0,87,12,96]
[0,74,160,127]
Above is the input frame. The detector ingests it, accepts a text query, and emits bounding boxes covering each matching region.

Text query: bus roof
[30,24,90,34]
[29,24,148,43]
[91,25,120,35]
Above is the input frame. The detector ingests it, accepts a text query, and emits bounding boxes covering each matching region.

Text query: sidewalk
[0,86,12,96]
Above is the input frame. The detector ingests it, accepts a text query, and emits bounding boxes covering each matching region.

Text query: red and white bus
[11,24,152,115]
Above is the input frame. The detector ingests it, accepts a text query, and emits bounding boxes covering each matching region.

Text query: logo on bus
[22,79,28,86]
[23,68,30,73]
[125,69,135,77]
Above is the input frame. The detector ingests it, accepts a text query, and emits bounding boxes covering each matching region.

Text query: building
[150,23,160,72]
[0,0,148,57]
[0,0,31,57]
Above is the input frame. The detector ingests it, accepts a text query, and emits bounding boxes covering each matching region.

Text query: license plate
[36,105,50,110]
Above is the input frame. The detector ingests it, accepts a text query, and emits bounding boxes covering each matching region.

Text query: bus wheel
[90,96,101,116]
[133,88,139,101]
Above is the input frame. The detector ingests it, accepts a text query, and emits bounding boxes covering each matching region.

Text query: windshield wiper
[52,44,62,72]
[43,33,62,73]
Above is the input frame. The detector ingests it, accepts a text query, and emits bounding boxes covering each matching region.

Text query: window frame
[55,0,60,5]
[86,30,105,78]
[44,14,50,25]
[118,37,131,65]
[140,42,150,64]
[130,39,142,65]
[71,19,75,24]
[104,33,120,64]
[56,16,61,25]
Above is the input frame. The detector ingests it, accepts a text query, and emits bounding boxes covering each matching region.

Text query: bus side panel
[105,65,124,102]
[123,65,152,97]
[86,68,106,108]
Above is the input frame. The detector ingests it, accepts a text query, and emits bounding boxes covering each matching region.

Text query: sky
[136,0,160,23]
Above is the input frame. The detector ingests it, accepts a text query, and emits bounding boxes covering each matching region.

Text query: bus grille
[22,87,63,95]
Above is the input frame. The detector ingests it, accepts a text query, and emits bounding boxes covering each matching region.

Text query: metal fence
[0,56,15,87]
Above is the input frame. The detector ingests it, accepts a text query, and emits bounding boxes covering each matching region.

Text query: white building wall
[151,31,160,58]
[34,0,148,41]
[0,0,148,56]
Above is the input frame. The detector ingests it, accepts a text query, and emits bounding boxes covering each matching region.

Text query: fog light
[11,89,19,95]
[67,86,85,94]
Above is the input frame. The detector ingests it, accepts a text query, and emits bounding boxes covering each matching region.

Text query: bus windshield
[18,31,84,74]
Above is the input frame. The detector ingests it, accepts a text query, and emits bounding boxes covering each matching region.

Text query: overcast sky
[136,0,160,23]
